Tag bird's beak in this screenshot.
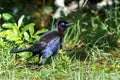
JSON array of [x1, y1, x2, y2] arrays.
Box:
[[65, 22, 73, 27]]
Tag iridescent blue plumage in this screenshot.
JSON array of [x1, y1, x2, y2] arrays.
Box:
[[42, 37, 60, 59]]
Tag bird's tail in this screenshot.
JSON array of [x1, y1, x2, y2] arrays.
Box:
[[10, 48, 29, 54]]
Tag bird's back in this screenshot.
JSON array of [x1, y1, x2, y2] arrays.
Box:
[[39, 29, 60, 43]]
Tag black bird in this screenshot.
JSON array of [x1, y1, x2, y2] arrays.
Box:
[[10, 20, 73, 66]]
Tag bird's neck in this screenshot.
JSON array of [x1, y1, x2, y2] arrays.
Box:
[[53, 28, 65, 38]]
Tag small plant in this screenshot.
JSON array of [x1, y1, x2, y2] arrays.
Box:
[[0, 13, 48, 44]]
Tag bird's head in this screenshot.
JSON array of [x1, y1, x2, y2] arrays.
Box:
[[55, 20, 73, 33]]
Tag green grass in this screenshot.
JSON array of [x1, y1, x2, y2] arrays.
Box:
[[0, 45, 120, 80], [0, 6, 120, 80]]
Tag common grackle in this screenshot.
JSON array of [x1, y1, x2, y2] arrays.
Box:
[[10, 20, 73, 66]]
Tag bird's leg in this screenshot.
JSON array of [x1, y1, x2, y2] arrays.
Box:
[[38, 55, 46, 66], [38, 48, 53, 66], [29, 55, 46, 69]]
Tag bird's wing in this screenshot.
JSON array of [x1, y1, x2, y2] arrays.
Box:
[[30, 29, 59, 52], [41, 37, 61, 59], [29, 41, 47, 52], [40, 29, 59, 43]]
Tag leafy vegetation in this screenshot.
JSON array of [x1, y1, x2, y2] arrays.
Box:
[[0, 13, 48, 44], [0, 1, 120, 80]]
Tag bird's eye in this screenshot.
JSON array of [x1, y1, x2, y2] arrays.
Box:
[[61, 22, 65, 25]]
